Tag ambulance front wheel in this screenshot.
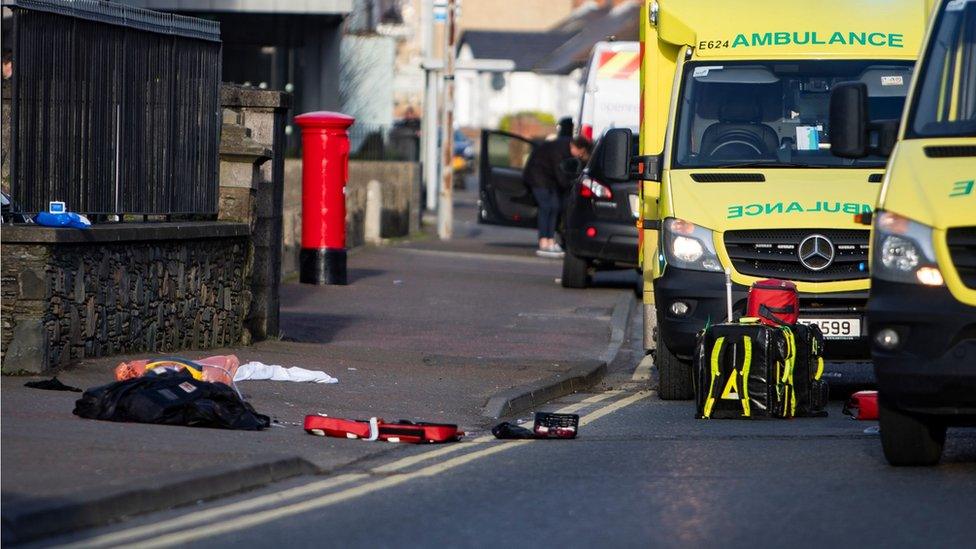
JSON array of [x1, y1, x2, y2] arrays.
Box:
[[656, 334, 693, 401], [879, 399, 946, 466]]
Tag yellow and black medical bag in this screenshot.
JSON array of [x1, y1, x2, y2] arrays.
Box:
[[693, 320, 796, 419]]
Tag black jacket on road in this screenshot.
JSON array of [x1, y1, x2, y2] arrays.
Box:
[[523, 137, 573, 191]]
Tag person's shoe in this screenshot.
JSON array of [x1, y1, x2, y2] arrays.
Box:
[[536, 247, 561, 258], [551, 243, 565, 254]]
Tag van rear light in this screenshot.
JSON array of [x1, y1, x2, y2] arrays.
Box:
[[579, 176, 613, 200]]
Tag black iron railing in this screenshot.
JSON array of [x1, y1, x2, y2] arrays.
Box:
[[3, 0, 221, 217], [347, 123, 421, 162]]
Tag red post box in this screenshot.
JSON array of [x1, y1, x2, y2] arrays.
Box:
[[294, 111, 355, 285]]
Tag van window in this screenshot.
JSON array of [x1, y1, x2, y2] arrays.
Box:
[[673, 61, 914, 168], [909, 0, 976, 138]]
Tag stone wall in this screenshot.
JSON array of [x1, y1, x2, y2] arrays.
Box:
[[282, 159, 421, 278], [1, 224, 250, 373]]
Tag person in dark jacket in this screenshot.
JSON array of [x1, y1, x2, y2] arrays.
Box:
[[523, 135, 592, 257]]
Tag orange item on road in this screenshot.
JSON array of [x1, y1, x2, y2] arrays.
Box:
[[114, 355, 241, 386]]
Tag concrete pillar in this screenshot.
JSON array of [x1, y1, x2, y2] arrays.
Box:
[[219, 85, 292, 342], [365, 179, 382, 244]]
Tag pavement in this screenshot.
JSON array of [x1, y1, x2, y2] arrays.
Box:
[[1, 185, 641, 544]]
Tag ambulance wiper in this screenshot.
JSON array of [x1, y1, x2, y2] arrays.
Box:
[[713, 160, 820, 169]]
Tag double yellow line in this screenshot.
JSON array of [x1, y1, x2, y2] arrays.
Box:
[[61, 390, 652, 548]]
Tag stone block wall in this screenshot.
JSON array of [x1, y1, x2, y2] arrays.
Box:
[[282, 159, 421, 278], [1, 224, 250, 373]]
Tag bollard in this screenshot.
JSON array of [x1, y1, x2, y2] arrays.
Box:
[[365, 179, 382, 244], [294, 111, 355, 285]]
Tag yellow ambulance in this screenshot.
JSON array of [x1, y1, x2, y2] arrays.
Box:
[[830, 0, 976, 465], [586, 0, 930, 399]]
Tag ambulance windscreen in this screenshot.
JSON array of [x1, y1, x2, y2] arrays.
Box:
[[674, 60, 914, 169]]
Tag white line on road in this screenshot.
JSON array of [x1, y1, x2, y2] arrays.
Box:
[[54, 474, 371, 549], [63, 390, 651, 549]]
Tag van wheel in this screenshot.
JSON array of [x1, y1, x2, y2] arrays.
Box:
[[879, 399, 946, 466], [561, 252, 589, 289], [656, 335, 694, 400]]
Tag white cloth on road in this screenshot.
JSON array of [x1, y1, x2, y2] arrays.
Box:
[[234, 361, 339, 384]]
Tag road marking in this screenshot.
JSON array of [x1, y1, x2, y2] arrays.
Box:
[[371, 390, 621, 474], [632, 352, 654, 381], [579, 390, 651, 427], [55, 474, 370, 549], [558, 389, 622, 413], [66, 390, 651, 548], [75, 390, 628, 549]]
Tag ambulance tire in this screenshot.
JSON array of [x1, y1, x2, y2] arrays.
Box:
[[561, 252, 590, 289], [656, 337, 693, 400], [879, 399, 946, 466]]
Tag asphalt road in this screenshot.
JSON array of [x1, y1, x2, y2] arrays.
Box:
[[40, 361, 976, 548], [25, 183, 976, 547]]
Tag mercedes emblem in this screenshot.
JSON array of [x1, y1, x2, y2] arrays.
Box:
[[797, 234, 835, 271]]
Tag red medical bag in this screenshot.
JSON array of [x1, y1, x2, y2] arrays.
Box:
[[747, 279, 800, 326]]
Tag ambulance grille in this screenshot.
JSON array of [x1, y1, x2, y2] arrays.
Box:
[[724, 229, 870, 282], [947, 226, 976, 290], [924, 146, 976, 158], [690, 173, 765, 183]]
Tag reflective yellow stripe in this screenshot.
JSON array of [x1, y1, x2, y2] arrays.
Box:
[[145, 360, 204, 380], [815, 356, 824, 381], [779, 328, 797, 417], [740, 336, 752, 417], [703, 337, 724, 418]]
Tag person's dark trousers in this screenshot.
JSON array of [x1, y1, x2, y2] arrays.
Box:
[[531, 186, 561, 239]]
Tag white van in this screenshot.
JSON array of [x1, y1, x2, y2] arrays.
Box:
[[577, 41, 640, 140]]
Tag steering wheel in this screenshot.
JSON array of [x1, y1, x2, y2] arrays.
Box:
[[705, 129, 769, 159]]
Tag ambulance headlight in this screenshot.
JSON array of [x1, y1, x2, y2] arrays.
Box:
[[673, 235, 703, 262], [874, 212, 942, 286], [663, 218, 723, 272]]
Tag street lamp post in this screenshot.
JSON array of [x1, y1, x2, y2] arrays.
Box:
[[437, 0, 457, 240]]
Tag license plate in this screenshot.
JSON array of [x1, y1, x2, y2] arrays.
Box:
[[798, 317, 861, 339], [628, 194, 639, 218]]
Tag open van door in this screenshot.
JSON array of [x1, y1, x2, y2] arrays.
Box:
[[478, 130, 538, 228]]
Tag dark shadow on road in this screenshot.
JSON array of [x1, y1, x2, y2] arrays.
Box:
[[485, 242, 537, 250], [589, 270, 641, 291], [346, 268, 386, 283], [279, 313, 358, 344]]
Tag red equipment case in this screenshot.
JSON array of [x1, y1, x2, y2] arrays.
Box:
[[747, 279, 800, 326], [304, 415, 464, 443]]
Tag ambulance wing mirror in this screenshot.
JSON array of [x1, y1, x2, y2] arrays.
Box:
[[589, 128, 633, 183], [829, 82, 899, 159]]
